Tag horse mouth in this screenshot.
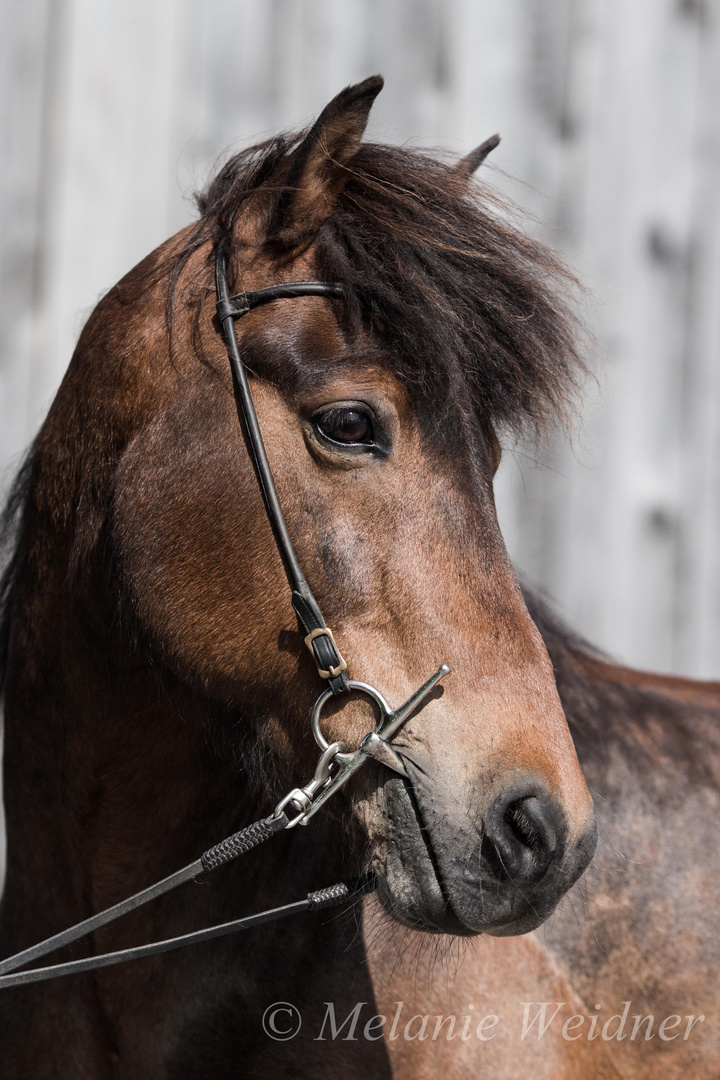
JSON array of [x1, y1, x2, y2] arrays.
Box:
[[371, 770, 476, 936], [369, 760, 595, 937]]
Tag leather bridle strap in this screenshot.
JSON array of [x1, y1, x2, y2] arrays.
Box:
[[0, 874, 375, 989], [215, 242, 350, 695], [0, 812, 289, 980]]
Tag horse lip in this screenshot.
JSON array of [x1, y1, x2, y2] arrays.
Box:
[[373, 762, 477, 936]]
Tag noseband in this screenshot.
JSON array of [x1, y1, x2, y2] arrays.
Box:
[[0, 241, 450, 989]]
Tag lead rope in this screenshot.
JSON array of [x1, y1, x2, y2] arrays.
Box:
[[0, 813, 288, 984], [0, 864, 375, 990], [0, 878, 374, 989]]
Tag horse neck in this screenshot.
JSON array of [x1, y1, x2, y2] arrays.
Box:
[[0, 566, 302, 939], [0, 568, 368, 1072]]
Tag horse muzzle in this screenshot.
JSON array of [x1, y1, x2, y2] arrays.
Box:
[[372, 763, 597, 936]]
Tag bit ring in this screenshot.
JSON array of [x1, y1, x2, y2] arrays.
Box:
[[310, 681, 393, 752]]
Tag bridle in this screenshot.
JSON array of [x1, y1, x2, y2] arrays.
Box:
[[0, 239, 449, 989], [214, 241, 350, 698]]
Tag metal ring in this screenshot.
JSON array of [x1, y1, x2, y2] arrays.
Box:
[[310, 681, 393, 752]]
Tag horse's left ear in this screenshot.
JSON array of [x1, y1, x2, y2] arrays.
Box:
[[270, 75, 384, 250], [455, 133, 501, 176]]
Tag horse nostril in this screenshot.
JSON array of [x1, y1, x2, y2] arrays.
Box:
[[484, 790, 561, 885], [506, 798, 547, 853]]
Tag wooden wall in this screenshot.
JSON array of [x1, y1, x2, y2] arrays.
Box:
[[2, 0, 719, 679]]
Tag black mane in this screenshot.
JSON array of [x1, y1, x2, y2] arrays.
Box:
[[178, 133, 587, 436], [0, 449, 34, 696]]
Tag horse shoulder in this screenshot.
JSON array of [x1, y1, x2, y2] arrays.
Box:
[[539, 644, 720, 1079]]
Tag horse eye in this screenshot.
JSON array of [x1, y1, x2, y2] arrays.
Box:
[[315, 407, 374, 446]]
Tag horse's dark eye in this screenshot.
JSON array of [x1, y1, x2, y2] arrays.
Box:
[[315, 407, 374, 446]]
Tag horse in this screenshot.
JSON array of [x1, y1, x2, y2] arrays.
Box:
[[0, 75, 716, 1079]]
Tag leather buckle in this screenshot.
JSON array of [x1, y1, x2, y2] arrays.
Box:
[[304, 627, 348, 680]]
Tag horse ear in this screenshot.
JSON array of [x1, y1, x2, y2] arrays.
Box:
[[270, 75, 384, 250], [455, 133, 501, 176]]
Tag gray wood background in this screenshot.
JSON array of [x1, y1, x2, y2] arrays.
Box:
[[2, 0, 719, 681]]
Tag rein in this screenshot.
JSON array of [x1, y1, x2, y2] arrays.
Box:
[[0, 242, 449, 990]]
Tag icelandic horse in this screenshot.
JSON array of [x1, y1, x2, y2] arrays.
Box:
[[0, 77, 717, 1079]]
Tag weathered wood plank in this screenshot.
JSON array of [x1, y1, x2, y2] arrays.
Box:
[[1, 0, 718, 687], [0, 0, 53, 482]]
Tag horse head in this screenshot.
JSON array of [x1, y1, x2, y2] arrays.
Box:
[[10, 77, 596, 944]]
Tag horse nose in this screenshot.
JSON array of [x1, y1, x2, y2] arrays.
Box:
[[483, 785, 563, 885]]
